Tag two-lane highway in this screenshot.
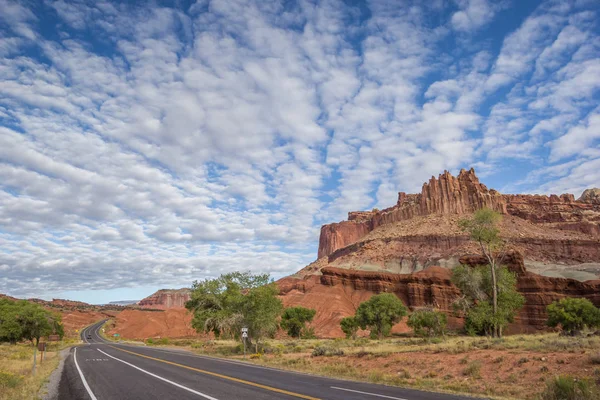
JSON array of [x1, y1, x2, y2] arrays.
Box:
[[58, 321, 484, 400]]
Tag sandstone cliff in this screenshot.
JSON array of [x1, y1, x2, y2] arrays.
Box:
[[138, 288, 191, 309], [312, 169, 600, 281], [279, 264, 600, 338]]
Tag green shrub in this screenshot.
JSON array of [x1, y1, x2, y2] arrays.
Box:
[[0, 371, 22, 388], [547, 298, 600, 335], [312, 346, 344, 357], [407, 309, 447, 339], [340, 316, 360, 339], [462, 361, 481, 378], [541, 375, 599, 400]]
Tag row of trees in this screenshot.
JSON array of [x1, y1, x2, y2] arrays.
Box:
[[0, 298, 64, 345], [339, 294, 448, 340], [186, 209, 599, 343], [185, 272, 318, 346]]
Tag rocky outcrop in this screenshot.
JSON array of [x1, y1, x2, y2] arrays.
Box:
[[278, 265, 600, 337], [138, 289, 191, 309], [317, 169, 600, 259], [578, 188, 600, 204]]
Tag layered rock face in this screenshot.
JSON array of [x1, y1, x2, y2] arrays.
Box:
[[316, 169, 600, 276], [318, 168, 507, 258], [138, 288, 191, 309], [279, 264, 600, 337]]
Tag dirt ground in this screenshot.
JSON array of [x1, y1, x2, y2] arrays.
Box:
[[156, 333, 600, 400]]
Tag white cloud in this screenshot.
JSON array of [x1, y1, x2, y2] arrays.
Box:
[[0, 0, 599, 298], [451, 0, 497, 32]]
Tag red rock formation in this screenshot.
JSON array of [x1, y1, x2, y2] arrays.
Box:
[[578, 188, 600, 204], [278, 265, 600, 337], [317, 169, 600, 258], [138, 289, 191, 309]]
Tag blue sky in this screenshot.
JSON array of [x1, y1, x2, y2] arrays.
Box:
[[0, 0, 599, 304]]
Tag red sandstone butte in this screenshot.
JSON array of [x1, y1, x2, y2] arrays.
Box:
[[311, 169, 600, 278], [138, 288, 191, 309]]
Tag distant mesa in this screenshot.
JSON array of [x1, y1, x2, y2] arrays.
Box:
[[108, 300, 140, 306], [138, 288, 191, 309]]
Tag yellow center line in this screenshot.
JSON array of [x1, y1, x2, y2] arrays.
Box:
[[108, 345, 320, 400]]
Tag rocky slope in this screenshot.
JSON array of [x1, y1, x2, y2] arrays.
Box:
[[138, 288, 191, 309], [311, 169, 600, 281], [279, 257, 600, 337], [279, 169, 600, 337]]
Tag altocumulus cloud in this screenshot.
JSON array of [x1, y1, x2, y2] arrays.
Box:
[[0, 0, 599, 298]]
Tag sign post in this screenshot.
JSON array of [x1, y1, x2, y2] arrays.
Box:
[[38, 342, 46, 364], [241, 327, 248, 359]]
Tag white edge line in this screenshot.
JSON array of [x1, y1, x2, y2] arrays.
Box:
[[96, 349, 219, 400], [331, 386, 408, 400], [73, 347, 98, 400]]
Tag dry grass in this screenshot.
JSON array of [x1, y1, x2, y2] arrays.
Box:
[[0, 340, 75, 400], [155, 333, 600, 400]]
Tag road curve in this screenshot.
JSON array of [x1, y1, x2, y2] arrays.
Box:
[[57, 320, 485, 400]]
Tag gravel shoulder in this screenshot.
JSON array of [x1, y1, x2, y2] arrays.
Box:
[[39, 346, 72, 400]]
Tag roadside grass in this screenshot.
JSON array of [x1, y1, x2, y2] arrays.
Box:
[[0, 340, 76, 400], [148, 332, 600, 400]]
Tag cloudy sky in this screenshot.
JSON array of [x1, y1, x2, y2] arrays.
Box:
[[1, 0, 599, 303]]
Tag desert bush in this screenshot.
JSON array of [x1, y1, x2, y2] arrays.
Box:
[[541, 375, 599, 400], [590, 353, 600, 365], [353, 338, 369, 347], [280, 307, 316, 339], [462, 361, 481, 378], [355, 293, 407, 339], [340, 316, 360, 340], [312, 346, 344, 357], [407, 309, 447, 339], [547, 298, 600, 335], [300, 326, 316, 339]]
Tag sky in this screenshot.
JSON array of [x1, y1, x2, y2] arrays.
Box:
[[0, 0, 599, 304]]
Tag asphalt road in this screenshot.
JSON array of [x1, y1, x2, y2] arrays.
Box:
[[57, 320, 485, 400]]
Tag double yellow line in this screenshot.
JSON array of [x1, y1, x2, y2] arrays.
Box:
[[109, 346, 319, 400]]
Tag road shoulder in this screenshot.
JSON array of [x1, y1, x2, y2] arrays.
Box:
[[39, 346, 73, 400]]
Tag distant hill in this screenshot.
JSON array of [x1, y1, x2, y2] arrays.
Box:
[[138, 288, 191, 309], [108, 300, 139, 306]]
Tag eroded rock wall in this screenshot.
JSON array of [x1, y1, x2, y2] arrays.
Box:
[[138, 289, 191, 309], [278, 265, 600, 337], [317, 169, 600, 258]]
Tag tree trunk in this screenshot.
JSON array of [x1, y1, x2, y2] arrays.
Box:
[[490, 261, 498, 338]]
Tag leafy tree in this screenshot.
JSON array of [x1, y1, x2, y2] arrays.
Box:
[[280, 307, 316, 338], [340, 316, 359, 339], [0, 299, 23, 344], [0, 299, 63, 345], [186, 272, 283, 346], [459, 208, 507, 338], [452, 264, 525, 337], [355, 293, 407, 339], [547, 298, 600, 335], [407, 309, 447, 339]]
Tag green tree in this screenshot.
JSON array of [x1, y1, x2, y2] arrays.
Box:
[[452, 264, 525, 337], [186, 272, 283, 347], [459, 208, 506, 338], [355, 293, 407, 339], [280, 307, 316, 338], [0, 299, 23, 344], [547, 298, 600, 335], [340, 316, 359, 339], [0, 299, 63, 346], [407, 309, 447, 340]]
